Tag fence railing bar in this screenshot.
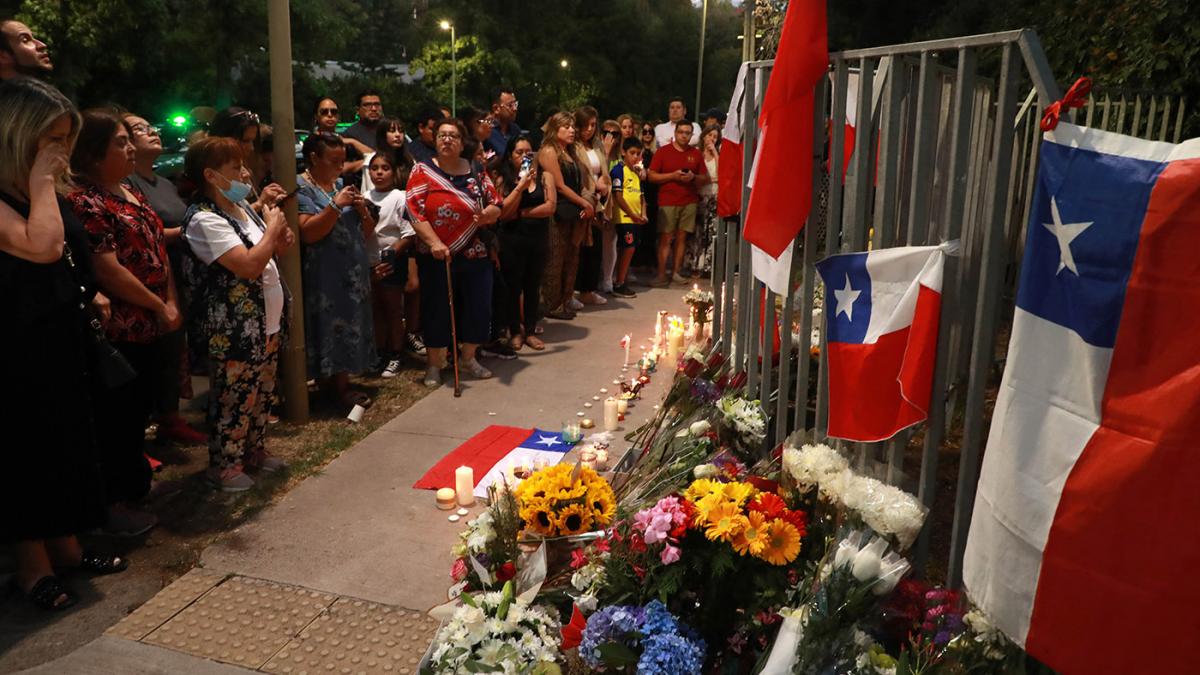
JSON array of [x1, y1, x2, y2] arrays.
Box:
[[1145, 96, 1157, 140], [947, 41, 1021, 588], [1173, 97, 1186, 144], [776, 245, 796, 444], [793, 75, 827, 436], [1159, 97, 1172, 142], [874, 55, 906, 249], [846, 57, 876, 252], [1084, 94, 1095, 128], [712, 217, 726, 339], [831, 29, 1025, 60], [1100, 94, 1111, 131], [815, 60, 850, 438], [735, 66, 760, 378], [721, 219, 738, 352], [759, 287, 776, 415], [1016, 30, 1063, 105]]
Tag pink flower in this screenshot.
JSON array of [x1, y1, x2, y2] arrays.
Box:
[[450, 558, 468, 582], [660, 544, 682, 565], [570, 549, 589, 570]]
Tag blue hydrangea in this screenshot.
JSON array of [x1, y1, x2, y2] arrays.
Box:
[[640, 601, 679, 636], [579, 604, 646, 667], [638, 633, 706, 675]]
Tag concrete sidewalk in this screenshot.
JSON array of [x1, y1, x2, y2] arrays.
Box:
[[19, 284, 696, 674]]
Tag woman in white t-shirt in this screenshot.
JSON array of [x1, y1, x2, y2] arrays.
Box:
[[180, 137, 293, 493], [685, 123, 722, 277], [364, 149, 416, 378]]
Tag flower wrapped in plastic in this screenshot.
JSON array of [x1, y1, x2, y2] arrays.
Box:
[[427, 580, 561, 674], [515, 464, 617, 538], [716, 394, 767, 450]]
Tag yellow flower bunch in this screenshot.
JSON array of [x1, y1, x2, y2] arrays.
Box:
[[684, 478, 802, 566], [515, 464, 616, 538]]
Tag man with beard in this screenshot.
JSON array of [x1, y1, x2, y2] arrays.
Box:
[[0, 20, 53, 82]]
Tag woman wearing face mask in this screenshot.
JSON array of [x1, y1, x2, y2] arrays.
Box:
[[296, 132, 377, 409], [1, 77, 125, 612], [69, 109, 180, 537], [180, 137, 293, 492], [537, 112, 593, 320]]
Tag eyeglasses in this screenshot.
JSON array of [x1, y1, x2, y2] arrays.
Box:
[[360, 101, 382, 108], [437, 133, 462, 141], [231, 109, 260, 123], [641, 129, 653, 135], [129, 124, 160, 137], [318, 108, 338, 115]]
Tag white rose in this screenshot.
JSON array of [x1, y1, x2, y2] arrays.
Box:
[[851, 537, 888, 582], [693, 463, 719, 479], [689, 420, 711, 435]]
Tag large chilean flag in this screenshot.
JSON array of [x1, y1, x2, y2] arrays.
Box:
[[964, 123, 1200, 674], [816, 244, 947, 442]]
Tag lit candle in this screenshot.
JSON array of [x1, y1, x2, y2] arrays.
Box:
[[436, 488, 456, 510], [455, 467, 475, 506], [603, 397, 620, 431], [594, 449, 609, 471], [616, 398, 628, 415], [623, 334, 631, 366], [667, 328, 684, 362]]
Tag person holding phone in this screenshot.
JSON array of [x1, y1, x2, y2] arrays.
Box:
[[181, 137, 293, 492], [494, 135, 555, 351], [364, 149, 415, 378], [295, 132, 377, 410], [647, 118, 708, 286]]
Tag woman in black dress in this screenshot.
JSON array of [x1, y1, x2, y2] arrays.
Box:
[[0, 77, 126, 611]]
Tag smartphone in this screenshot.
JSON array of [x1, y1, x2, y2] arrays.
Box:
[[519, 154, 534, 179]]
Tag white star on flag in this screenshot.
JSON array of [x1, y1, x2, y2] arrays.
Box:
[[1043, 196, 1093, 276], [834, 274, 861, 321], [534, 435, 562, 448]]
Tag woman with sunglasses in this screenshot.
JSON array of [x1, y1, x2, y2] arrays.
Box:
[[636, 122, 660, 268], [311, 97, 372, 178], [598, 119, 623, 294]]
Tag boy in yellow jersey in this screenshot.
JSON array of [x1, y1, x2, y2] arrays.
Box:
[[610, 137, 648, 298]]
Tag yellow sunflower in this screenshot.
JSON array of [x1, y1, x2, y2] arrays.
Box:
[[554, 503, 594, 536], [722, 481, 756, 507], [555, 481, 588, 502], [704, 502, 749, 542], [520, 497, 557, 536], [758, 518, 801, 565], [685, 478, 721, 502], [589, 490, 617, 526], [731, 511, 768, 556]]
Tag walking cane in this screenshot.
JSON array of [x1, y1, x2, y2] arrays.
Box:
[[445, 257, 462, 397]]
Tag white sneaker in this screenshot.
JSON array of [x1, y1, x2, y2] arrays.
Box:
[[463, 358, 493, 379], [580, 292, 608, 305], [423, 366, 441, 388], [672, 273, 690, 284], [566, 297, 584, 311]]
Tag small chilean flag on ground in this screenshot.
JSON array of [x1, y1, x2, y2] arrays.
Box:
[[965, 123, 1200, 674], [816, 244, 949, 442], [413, 426, 573, 499]]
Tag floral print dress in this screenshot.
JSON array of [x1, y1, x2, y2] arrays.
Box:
[[296, 175, 376, 378]]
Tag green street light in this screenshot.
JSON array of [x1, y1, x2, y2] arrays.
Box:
[[170, 114, 188, 128], [440, 20, 457, 116]]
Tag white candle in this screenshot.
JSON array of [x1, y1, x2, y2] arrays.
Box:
[[436, 488, 456, 510], [455, 466, 475, 506], [616, 398, 628, 415], [603, 398, 619, 431], [667, 329, 684, 362], [594, 449, 609, 471], [623, 334, 631, 365]]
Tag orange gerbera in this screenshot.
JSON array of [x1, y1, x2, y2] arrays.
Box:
[[758, 518, 801, 565], [731, 511, 768, 556]]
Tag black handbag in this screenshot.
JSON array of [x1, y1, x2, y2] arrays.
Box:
[[62, 242, 137, 389]]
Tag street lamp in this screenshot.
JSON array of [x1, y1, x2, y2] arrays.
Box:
[[439, 20, 456, 115], [560, 58, 569, 69], [695, 0, 709, 117]]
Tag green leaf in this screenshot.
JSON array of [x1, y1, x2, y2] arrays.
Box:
[[597, 641, 641, 668]]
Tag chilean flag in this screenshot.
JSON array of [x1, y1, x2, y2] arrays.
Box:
[[413, 426, 573, 499], [816, 244, 948, 442], [743, 0, 826, 294], [964, 123, 1200, 674], [717, 62, 749, 219]]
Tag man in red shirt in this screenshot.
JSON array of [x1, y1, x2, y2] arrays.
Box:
[[647, 119, 709, 286]]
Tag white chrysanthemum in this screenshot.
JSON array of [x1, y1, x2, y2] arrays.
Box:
[[841, 474, 927, 549], [783, 443, 850, 489]]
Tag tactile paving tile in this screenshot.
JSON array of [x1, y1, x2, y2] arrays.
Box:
[[106, 568, 229, 640], [261, 597, 440, 675], [144, 575, 336, 670]]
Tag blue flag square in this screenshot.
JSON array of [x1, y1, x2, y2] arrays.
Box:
[[816, 252, 871, 344]]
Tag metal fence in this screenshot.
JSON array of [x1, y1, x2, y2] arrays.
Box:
[[709, 29, 1069, 587]]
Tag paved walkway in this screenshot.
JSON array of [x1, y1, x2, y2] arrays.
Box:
[[19, 284, 695, 674]]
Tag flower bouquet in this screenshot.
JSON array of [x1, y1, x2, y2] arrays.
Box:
[[577, 600, 706, 674], [426, 580, 561, 675], [683, 287, 715, 338], [449, 485, 523, 597], [515, 464, 617, 539]]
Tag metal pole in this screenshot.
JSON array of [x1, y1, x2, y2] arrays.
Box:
[[450, 26, 457, 116], [695, 0, 709, 117], [741, 0, 755, 62], [267, 0, 308, 423]]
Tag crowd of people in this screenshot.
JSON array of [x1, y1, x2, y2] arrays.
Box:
[[0, 18, 731, 612]]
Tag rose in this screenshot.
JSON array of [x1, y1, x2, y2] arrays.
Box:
[[851, 537, 890, 582], [689, 420, 711, 435]]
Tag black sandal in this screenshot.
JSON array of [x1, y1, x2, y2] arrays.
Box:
[[25, 576, 79, 611], [76, 550, 129, 576]]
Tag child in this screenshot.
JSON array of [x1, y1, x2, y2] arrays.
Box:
[[609, 137, 648, 298], [365, 149, 416, 377]]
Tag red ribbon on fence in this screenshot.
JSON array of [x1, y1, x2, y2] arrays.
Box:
[[1040, 77, 1093, 132]]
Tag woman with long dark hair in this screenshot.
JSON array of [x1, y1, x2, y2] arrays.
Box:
[[209, 107, 286, 211], [537, 111, 593, 320], [572, 106, 610, 306], [493, 135, 555, 351]]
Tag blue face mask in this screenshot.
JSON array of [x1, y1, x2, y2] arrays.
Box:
[[216, 172, 252, 203]]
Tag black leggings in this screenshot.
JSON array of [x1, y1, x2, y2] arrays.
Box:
[[500, 226, 548, 334], [575, 224, 602, 294]]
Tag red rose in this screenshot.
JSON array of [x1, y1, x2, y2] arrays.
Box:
[[496, 562, 517, 582]]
